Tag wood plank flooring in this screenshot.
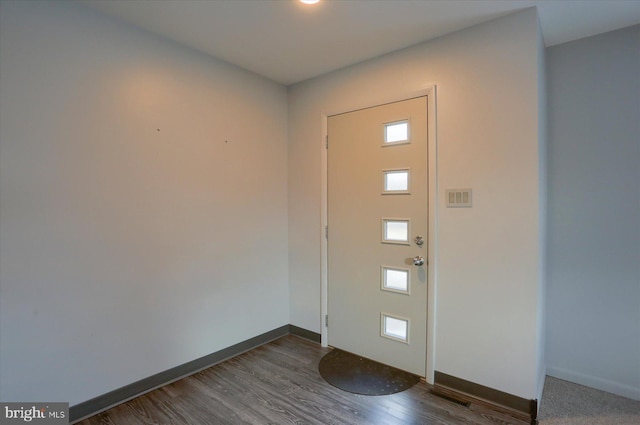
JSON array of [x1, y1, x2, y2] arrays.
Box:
[[76, 335, 528, 425]]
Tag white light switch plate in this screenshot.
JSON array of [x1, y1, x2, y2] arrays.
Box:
[[446, 189, 472, 207]]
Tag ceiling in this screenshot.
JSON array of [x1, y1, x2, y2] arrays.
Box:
[[84, 0, 640, 85]]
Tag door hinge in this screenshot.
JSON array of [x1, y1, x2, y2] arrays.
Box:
[[325, 135, 328, 149], [325, 314, 329, 327], [325, 225, 328, 239]]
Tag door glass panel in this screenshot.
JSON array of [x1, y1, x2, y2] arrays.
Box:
[[382, 219, 409, 244], [381, 313, 409, 343], [384, 120, 409, 144], [382, 267, 409, 293], [383, 169, 409, 193]]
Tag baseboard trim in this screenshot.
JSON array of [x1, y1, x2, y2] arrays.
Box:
[[433, 371, 538, 424], [547, 366, 640, 401], [70, 324, 316, 423], [289, 324, 322, 343]]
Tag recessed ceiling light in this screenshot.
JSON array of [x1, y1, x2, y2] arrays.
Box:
[[300, 0, 320, 4]]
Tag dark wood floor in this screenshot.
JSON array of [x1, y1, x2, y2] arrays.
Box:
[[76, 335, 528, 424]]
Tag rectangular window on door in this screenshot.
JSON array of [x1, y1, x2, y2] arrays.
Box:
[[383, 120, 409, 145], [382, 219, 410, 244], [381, 266, 410, 294], [382, 169, 410, 194], [381, 313, 409, 343]]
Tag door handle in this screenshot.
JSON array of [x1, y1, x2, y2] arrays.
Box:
[[413, 256, 425, 266]]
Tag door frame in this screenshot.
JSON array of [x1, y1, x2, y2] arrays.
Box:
[[320, 86, 439, 384]]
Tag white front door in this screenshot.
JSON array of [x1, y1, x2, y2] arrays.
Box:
[[327, 96, 428, 376]]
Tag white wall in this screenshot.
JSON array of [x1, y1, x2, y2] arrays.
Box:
[[288, 8, 545, 400], [536, 14, 548, 404], [0, 1, 289, 405], [546, 25, 640, 400]]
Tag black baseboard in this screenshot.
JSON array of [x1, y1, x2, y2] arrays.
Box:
[[70, 324, 320, 423], [433, 371, 538, 424], [289, 324, 322, 343]]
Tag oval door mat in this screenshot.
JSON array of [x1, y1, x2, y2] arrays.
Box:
[[318, 349, 420, 395]]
